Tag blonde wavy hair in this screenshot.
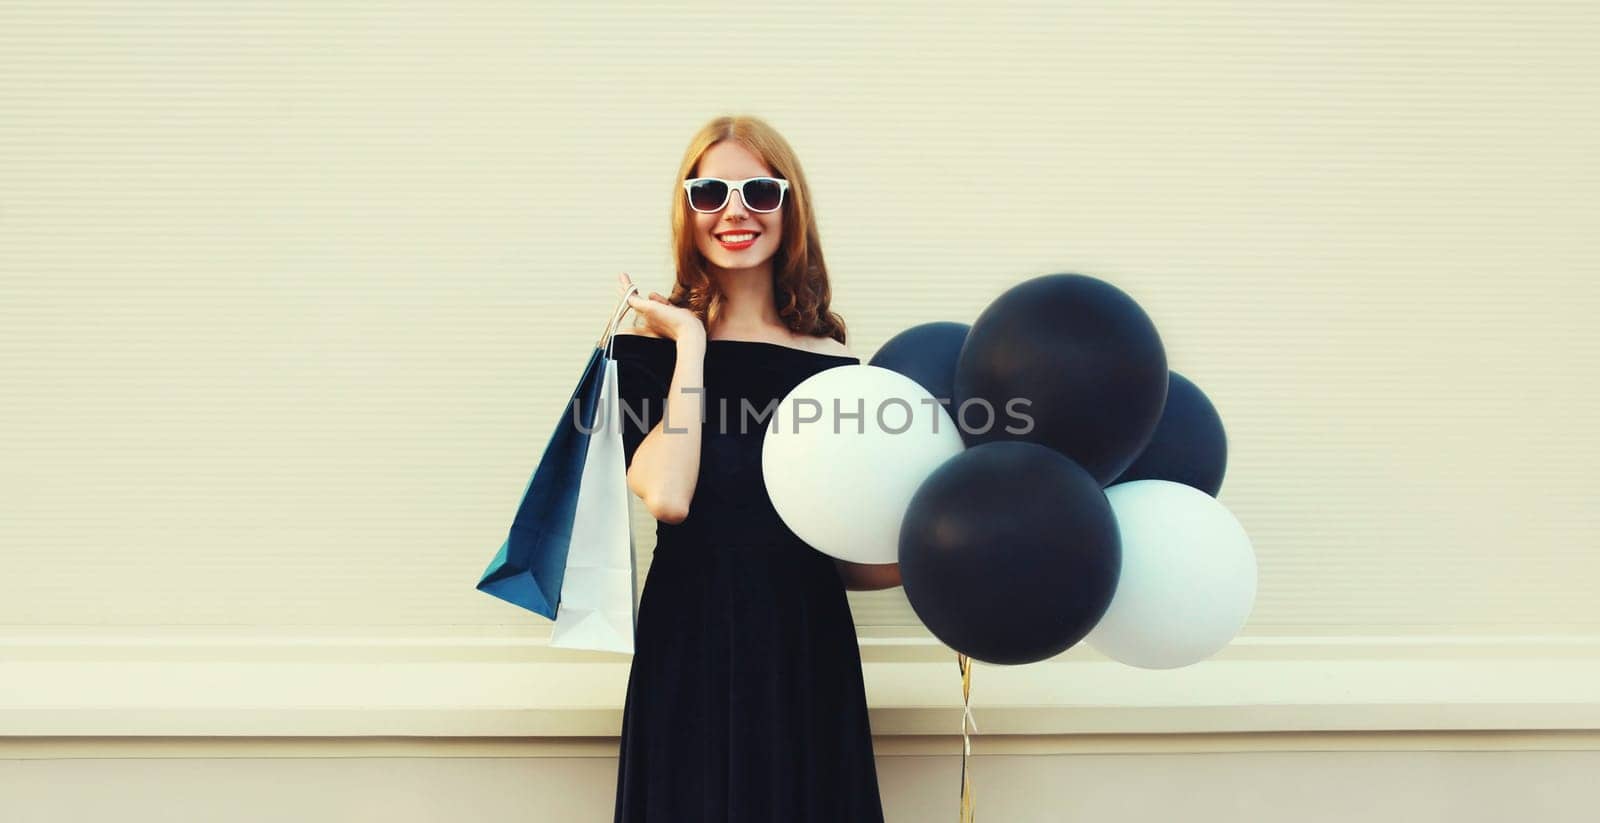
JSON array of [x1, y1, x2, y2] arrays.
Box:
[[650, 115, 847, 344]]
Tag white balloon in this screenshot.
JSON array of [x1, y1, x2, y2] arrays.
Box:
[[761, 365, 964, 564], [1087, 480, 1257, 669]]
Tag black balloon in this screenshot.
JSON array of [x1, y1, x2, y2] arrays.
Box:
[[898, 441, 1121, 665], [868, 321, 971, 405], [953, 273, 1167, 486], [1111, 370, 1229, 496]]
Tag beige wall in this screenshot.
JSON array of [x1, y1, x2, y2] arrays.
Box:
[[2, 0, 1598, 819]]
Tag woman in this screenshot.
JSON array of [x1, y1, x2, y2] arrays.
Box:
[[609, 115, 898, 822]]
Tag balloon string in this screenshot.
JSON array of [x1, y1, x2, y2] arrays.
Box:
[[958, 652, 976, 823]]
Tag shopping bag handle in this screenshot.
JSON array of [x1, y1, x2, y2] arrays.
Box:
[[600, 283, 643, 359]]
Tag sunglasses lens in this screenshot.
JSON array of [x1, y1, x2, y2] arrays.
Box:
[[743, 178, 783, 211], [687, 179, 728, 212]]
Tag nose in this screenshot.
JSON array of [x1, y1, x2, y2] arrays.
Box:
[[721, 187, 749, 218]]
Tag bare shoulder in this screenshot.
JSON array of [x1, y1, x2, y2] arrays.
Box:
[[807, 336, 855, 358]]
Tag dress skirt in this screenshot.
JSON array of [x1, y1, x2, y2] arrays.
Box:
[[612, 532, 885, 822]]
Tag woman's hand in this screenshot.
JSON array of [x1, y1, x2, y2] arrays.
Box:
[[834, 558, 903, 591], [618, 272, 705, 344]]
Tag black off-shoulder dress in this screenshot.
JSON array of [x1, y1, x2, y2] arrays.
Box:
[[609, 333, 885, 823]]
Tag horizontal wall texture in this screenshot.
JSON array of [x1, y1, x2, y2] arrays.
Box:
[[2, 1, 1597, 650]]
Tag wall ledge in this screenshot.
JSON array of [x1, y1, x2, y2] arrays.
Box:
[[3, 631, 1598, 738]]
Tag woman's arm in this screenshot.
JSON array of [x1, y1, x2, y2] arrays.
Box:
[[834, 558, 903, 591], [617, 272, 709, 524], [626, 333, 706, 524]]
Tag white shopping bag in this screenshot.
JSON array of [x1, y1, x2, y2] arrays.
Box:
[[549, 355, 639, 654]]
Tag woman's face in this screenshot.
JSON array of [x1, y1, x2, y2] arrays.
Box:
[[690, 141, 784, 276]]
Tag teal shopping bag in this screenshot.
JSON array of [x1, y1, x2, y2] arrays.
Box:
[[476, 286, 638, 619]]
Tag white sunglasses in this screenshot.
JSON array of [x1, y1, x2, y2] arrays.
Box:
[[682, 176, 790, 213]]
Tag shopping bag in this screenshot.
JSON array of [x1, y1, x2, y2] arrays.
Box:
[[548, 352, 639, 654], [476, 285, 639, 621]]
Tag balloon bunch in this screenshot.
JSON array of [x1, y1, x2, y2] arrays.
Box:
[[762, 272, 1257, 670]]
